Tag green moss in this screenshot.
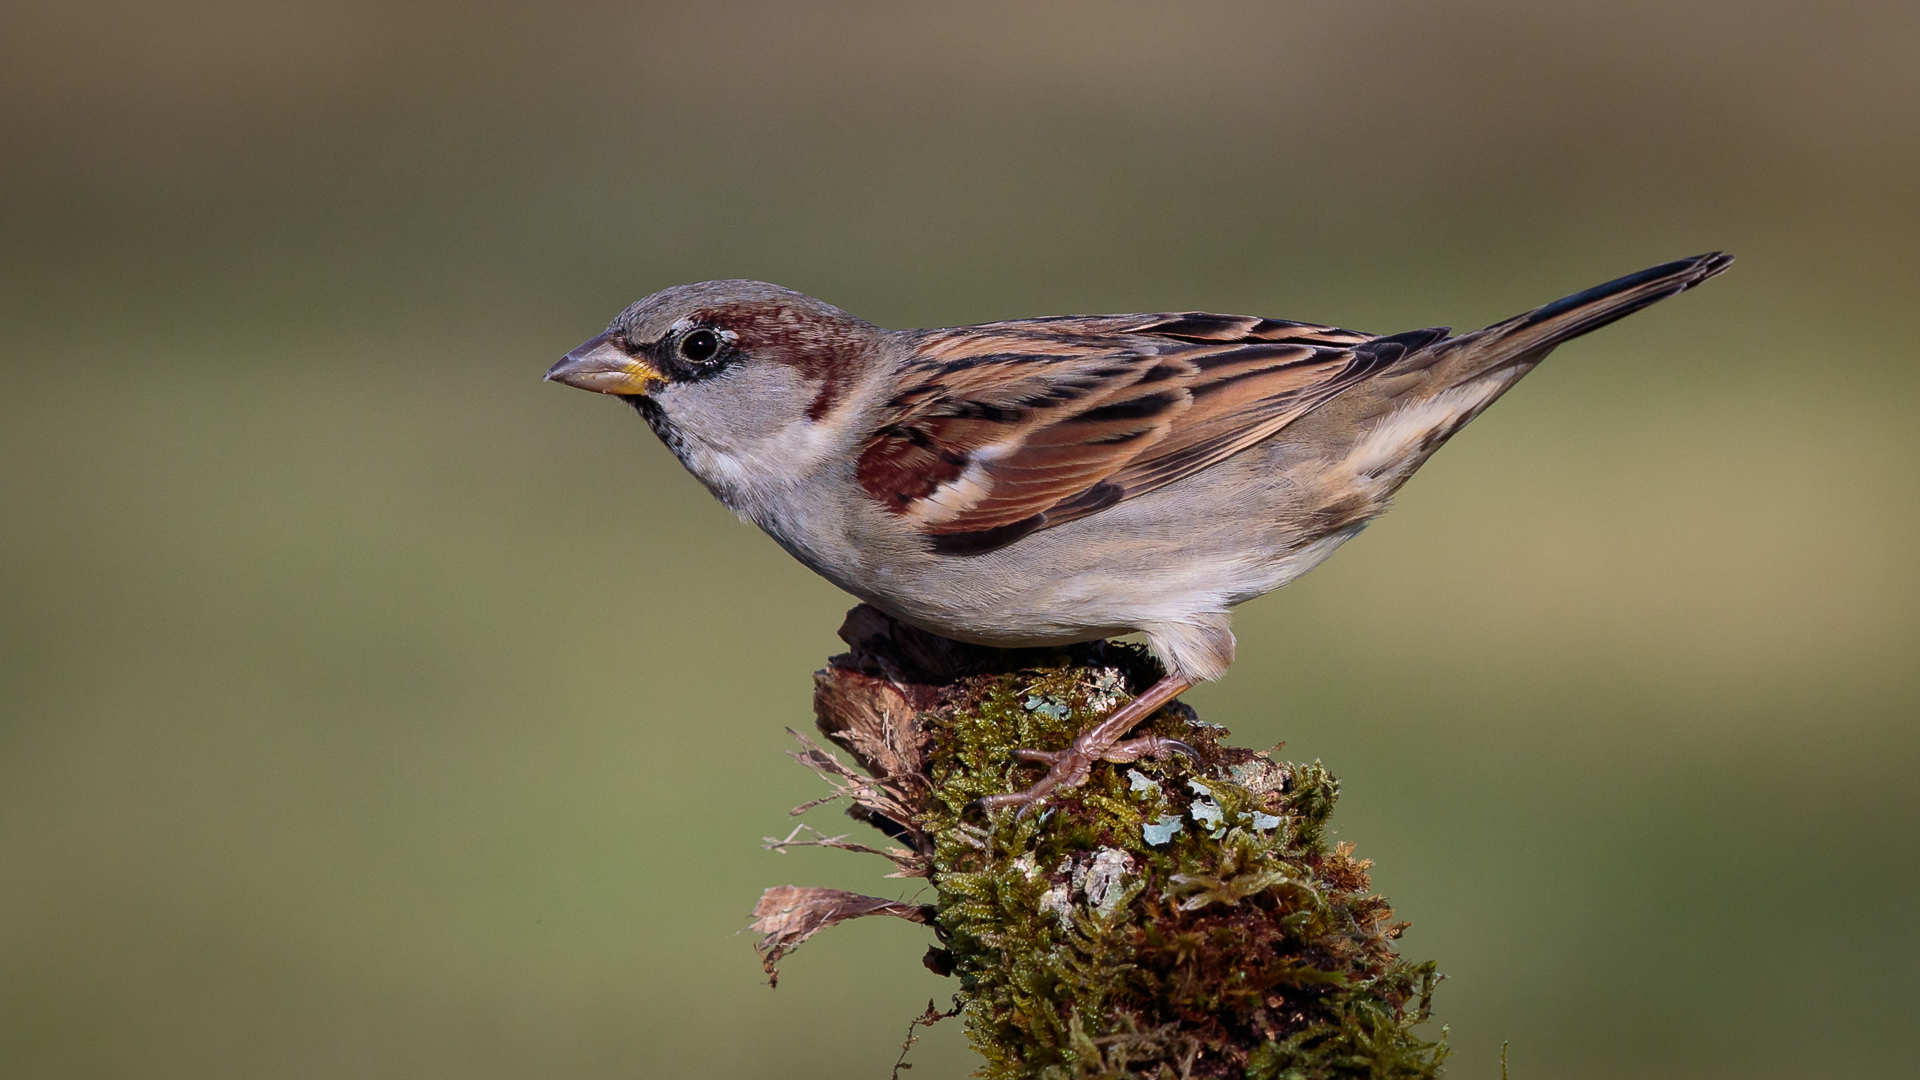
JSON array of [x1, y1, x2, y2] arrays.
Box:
[[777, 609, 1447, 1079], [914, 646, 1447, 1080]]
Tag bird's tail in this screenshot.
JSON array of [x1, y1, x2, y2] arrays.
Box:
[[1429, 252, 1734, 381], [1308, 252, 1733, 498]]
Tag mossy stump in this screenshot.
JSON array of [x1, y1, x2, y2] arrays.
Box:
[[752, 605, 1446, 1080]]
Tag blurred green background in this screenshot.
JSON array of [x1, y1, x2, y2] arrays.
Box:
[[3, 1, 1916, 1077]]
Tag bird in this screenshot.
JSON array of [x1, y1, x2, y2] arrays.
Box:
[[546, 253, 1732, 810]]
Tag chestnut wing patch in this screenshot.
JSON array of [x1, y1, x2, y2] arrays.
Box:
[[858, 317, 1445, 555], [855, 331, 1191, 533]]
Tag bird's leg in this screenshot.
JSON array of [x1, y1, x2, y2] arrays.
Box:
[[975, 673, 1198, 814]]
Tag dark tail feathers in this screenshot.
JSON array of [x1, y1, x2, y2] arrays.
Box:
[[1445, 252, 1733, 373]]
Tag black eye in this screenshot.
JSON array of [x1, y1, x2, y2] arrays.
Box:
[[678, 328, 721, 364]]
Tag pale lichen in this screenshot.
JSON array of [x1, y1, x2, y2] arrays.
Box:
[[760, 605, 1447, 1079]]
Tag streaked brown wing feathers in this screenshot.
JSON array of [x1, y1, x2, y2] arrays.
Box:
[[1121, 312, 1375, 347], [856, 315, 1433, 549], [950, 375, 1193, 529], [857, 330, 1189, 531]]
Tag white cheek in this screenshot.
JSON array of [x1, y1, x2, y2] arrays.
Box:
[[757, 414, 845, 476]]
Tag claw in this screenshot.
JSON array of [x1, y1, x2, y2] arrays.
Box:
[[971, 767, 1069, 816], [973, 673, 1199, 817], [1101, 734, 1199, 764]]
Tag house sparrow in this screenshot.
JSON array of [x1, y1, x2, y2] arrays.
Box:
[[547, 253, 1731, 810]]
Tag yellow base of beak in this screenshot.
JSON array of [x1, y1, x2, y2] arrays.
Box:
[[545, 333, 667, 395]]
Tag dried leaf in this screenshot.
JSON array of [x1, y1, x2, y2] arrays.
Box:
[[784, 728, 932, 870], [750, 885, 933, 986]]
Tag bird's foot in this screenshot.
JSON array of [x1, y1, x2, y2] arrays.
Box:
[[971, 674, 1197, 817]]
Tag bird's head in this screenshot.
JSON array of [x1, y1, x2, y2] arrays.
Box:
[[546, 280, 882, 497]]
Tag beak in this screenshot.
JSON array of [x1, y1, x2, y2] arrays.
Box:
[[545, 332, 668, 395]]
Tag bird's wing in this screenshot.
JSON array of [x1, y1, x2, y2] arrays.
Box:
[[855, 314, 1447, 554]]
